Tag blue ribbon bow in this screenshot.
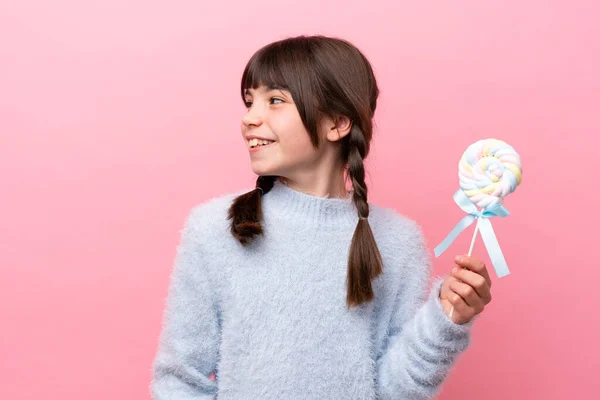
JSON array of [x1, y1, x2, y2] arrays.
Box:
[[434, 189, 511, 278]]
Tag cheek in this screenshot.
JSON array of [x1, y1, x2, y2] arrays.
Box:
[[281, 130, 315, 159], [286, 132, 313, 152], [274, 113, 310, 145]]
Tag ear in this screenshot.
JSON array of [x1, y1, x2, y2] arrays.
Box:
[[324, 114, 352, 142]]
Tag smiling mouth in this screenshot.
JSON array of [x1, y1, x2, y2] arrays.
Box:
[[248, 141, 276, 151]]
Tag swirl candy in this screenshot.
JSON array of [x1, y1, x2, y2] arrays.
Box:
[[458, 139, 522, 210], [434, 138, 523, 280]]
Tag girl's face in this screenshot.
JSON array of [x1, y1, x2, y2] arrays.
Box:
[[241, 85, 335, 179]]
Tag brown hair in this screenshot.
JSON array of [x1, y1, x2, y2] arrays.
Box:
[[227, 35, 383, 309]]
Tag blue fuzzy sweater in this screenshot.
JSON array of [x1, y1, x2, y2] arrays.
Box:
[[150, 179, 474, 399]]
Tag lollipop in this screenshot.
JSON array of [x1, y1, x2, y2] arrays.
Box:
[[459, 139, 522, 210], [434, 138, 522, 279]]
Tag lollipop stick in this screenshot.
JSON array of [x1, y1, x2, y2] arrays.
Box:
[[449, 218, 480, 320], [467, 218, 480, 257]]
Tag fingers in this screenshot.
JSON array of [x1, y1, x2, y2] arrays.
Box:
[[451, 266, 492, 304], [445, 286, 471, 322], [454, 255, 492, 289], [449, 280, 486, 315]]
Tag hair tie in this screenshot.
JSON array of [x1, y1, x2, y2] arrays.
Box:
[[255, 187, 264, 195]]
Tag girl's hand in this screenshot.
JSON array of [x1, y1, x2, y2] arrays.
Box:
[[439, 255, 493, 325]]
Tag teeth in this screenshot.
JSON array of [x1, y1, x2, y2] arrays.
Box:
[[248, 138, 273, 148]]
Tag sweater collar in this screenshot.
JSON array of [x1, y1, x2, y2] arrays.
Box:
[[261, 178, 360, 228]]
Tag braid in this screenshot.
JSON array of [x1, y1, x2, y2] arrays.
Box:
[[347, 125, 369, 219], [227, 175, 277, 246], [346, 125, 383, 308]]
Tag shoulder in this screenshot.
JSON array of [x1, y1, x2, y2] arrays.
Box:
[[368, 203, 427, 246], [181, 186, 253, 241], [368, 203, 431, 277]]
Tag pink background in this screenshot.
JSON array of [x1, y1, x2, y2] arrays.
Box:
[[1, 1, 597, 398]]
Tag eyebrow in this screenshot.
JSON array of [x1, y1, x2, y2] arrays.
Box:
[[244, 85, 287, 96]]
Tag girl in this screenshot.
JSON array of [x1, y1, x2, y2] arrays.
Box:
[[150, 35, 492, 400]]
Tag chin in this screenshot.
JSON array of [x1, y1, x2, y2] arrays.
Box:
[[250, 163, 279, 177]]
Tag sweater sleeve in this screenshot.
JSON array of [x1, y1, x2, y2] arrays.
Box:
[[375, 222, 474, 400], [150, 206, 220, 400]]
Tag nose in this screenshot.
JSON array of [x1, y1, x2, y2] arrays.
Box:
[[242, 106, 263, 128]]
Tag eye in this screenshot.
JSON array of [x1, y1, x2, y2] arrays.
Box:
[[244, 100, 252, 108], [270, 97, 284, 105]]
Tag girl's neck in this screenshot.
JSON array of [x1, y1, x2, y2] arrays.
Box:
[[278, 176, 351, 199]]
